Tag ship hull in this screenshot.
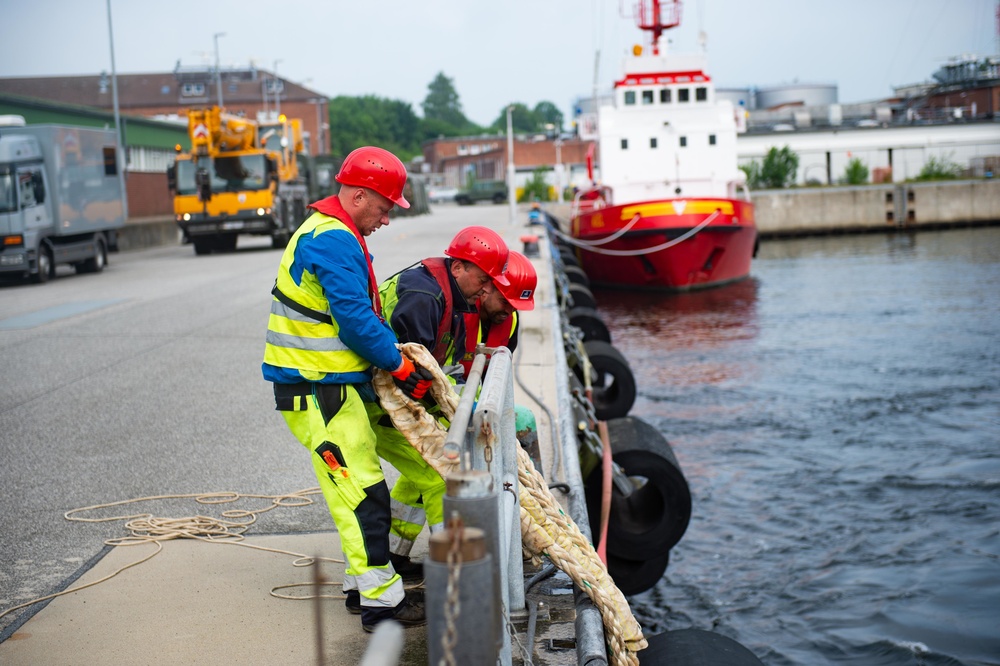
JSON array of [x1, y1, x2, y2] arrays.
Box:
[[571, 197, 757, 291]]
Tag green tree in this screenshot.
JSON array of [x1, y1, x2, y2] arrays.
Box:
[[490, 103, 537, 133], [915, 155, 962, 181], [842, 157, 869, 185], [742, 146, 799, 189], [739, 161, 762, 189], [533, 101, 564, 133], [519, 167, 552, 202], [328, 95, 420, 159], [422, 72, 468, 129]]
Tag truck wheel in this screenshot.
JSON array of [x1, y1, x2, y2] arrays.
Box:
[[214, 235, 237, 253], [271, 230, 290, 249], [31, 245, 54, 284], [492, 194, 506, 204], [193, 238, 214, 255], [77, 237, 107, 273]]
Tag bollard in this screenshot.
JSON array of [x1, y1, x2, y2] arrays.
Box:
[[443, 471, 504, 653], [520, 234, 540, 258], [425, 526, 497, 666]]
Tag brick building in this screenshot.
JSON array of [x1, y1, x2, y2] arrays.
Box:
[[0, 65, 329, 155], [422, 134, 596, 197]]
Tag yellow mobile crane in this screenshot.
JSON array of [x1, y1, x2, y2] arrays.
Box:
[[168, 106, 308, 255]]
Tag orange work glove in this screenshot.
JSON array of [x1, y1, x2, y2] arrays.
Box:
[[390, 356, 434, 400]]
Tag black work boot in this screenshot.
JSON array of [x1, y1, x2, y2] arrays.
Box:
[[390, 552, 424, 582], [345, 589, 361, 615], [362, 589, 426, 633]]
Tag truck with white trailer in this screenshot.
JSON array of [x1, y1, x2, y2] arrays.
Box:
[[0, 119, 125, 283]]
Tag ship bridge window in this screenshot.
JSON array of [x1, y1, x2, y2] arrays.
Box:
[[650, 137, 658, 149], [642, 90, 654, 104], [624, 90, 636, 105], [660, 89, 671, 103], [678, 88, 690, 103], [621, 138, 629, 150], [679, 136, 687, 147], [696, 87, 708, 102], [709, 134, 717, 145]]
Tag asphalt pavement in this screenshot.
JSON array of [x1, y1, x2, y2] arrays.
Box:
[[0, 201, 566, 665]]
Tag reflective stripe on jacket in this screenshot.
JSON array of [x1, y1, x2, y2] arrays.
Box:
[[263, 211, 400, 380]]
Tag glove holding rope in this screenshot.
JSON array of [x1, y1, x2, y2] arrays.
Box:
[[390, 356, 434, 400]]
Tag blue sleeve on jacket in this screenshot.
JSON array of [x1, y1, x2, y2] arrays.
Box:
[[299, 226, 402, 371]]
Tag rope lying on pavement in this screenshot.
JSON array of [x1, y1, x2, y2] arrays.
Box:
[[0, 488, 344, 622], [374, 342, 647, 666]]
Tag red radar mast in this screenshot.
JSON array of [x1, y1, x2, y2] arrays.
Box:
[[629, 0, 682, 55]]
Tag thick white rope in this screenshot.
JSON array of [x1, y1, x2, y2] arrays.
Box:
[[551, 209, 721, 256]]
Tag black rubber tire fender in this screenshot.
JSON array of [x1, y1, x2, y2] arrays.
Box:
[[558, 245, 580, 267], [562, 264, 590, 287], [639, 628, 765, 665], [566, 306, 611, 343], [572, 340, 636, 420], [605, 550, 670, 597], [567, 283, 597, 310], [585, 416, 692, 555]]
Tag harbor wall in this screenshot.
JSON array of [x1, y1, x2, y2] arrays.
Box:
[[754, 179, 1000, 237]]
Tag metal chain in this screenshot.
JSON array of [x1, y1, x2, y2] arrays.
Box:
[[501, 601, 534, 666], [440, 526, 463, 666]]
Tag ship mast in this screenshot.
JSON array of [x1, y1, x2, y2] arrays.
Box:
[[634, 0, 682, 55]]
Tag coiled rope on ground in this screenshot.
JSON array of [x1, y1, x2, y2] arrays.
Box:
[[374, 342, 647, 665], [0, 488, 349, 623]]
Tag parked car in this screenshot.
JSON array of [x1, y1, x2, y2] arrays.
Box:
[[427, 186, 459, 203], [455, 180, 508, 205]]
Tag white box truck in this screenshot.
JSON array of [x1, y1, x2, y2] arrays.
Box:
[[0, 119, 125, 283]]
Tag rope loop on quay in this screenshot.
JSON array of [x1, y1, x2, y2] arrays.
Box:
[[0, 487, 344, 624]]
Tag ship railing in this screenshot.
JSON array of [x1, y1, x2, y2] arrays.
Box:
[[570, 184, 613, 218], [428, 345, 526, 666]]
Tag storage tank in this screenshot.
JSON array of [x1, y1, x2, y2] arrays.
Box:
[[756, 83, 837, 110]]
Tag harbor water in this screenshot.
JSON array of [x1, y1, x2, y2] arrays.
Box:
[[591, 227, 1000, 666]]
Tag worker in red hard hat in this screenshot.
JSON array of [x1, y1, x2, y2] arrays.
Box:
[[369, 225, 511, 577], [263, 145, 429, 633], [457, 250, 536, 378]]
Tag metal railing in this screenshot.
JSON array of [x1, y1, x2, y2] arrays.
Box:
[[428, 346, 525, 666]]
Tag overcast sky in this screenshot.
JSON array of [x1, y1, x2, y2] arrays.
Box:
[[1, 0, 994, 126]]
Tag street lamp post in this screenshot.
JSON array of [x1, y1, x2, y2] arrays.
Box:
[[213, 32, 225, 107], [105, 0, 128, 220], [273, 59, 283, 117], [506, 104, 516, 225], [554, 137, 563, 202]]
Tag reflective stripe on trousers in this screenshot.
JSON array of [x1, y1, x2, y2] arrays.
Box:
[[280, 385, 404, 609], [365, 400, 447, 553]]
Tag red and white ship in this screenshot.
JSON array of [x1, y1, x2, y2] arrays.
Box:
[[570, 0, 757, 291]]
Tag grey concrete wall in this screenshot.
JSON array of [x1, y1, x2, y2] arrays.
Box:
[[754, 179, 1000, 236], [116, 216, 181, 252]]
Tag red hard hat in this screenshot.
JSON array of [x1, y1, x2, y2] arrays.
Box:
[[496, 251, 536, 310], [445, 226, 510, 287], [335, 146, 410, 209]]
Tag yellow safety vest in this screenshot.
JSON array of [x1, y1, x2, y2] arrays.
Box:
[[263, 213, 372, 375]]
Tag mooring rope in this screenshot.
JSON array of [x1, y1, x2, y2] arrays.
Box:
[[375, 342, 647, 665], [550, 209, 721, 256]]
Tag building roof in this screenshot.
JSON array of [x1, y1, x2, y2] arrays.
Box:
[[0, 93, 189, 150], [0, 67, 325, 112]]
